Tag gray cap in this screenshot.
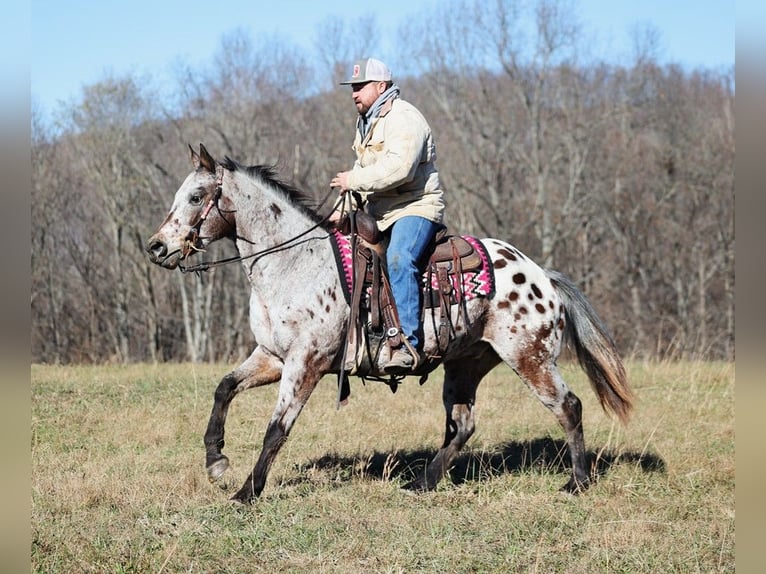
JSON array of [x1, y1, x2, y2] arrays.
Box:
[[339, 58, 392, 85]]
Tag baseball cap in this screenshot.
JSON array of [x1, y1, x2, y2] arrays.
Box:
[[339, 58, 392, 85]]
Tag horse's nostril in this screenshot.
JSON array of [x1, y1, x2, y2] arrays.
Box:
[[146, 239, 167, 258]]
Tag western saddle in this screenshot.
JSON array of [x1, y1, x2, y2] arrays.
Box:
[[337, 209, 483, 390]]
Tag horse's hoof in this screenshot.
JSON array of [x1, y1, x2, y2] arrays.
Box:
[[207, 456, 230, 483], [230, 488, 256, 505], [560, 476, 590, 495], [401, 478, 432, 493]]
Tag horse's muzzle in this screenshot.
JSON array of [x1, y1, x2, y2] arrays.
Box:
[[145, 237, 167, 261], [145, 235, 181, 268]]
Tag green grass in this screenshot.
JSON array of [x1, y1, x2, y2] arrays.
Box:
[[32, 361, 734, 573]]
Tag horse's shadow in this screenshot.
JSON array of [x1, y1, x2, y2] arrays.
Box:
[[286, 437, 665, 489]]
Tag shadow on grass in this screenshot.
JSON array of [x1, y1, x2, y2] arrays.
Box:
[[288, 437, 665, 488]]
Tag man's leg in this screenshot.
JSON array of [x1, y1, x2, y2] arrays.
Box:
[[384, 216, 440, 372]]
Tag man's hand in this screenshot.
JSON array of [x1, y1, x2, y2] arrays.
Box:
[[330, 171, 351, 192]]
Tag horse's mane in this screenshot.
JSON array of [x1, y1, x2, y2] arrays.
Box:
[[221, 156, 326, 225]]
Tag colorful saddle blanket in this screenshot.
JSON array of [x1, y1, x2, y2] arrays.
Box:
[[329, 231, 496, 305]]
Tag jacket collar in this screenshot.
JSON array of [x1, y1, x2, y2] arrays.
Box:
[[379, 97, 395, 117], [359, 98, 396, 145]]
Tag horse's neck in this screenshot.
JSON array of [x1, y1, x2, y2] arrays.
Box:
[[228, 174, 334, 283], [230, 177, 310, 242]]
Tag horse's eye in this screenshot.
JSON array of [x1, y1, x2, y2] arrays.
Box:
[[190, 194, 203, 206]]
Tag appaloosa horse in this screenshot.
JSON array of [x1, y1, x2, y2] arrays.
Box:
[[146, 144, 634, 503]]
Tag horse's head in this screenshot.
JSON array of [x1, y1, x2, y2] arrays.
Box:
[[145, 144, 234, 269]]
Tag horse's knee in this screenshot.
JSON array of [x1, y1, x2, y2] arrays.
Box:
[[213, 373, 239, 404]]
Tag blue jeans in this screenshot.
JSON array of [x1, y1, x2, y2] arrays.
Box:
[[386, 216, 442, 351]]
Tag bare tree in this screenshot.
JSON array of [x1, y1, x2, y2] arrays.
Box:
[[400, 0, 602, 269], [57, 76, 166, 362]]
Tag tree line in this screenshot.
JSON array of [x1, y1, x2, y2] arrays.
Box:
[[31, 0, 734, 364]]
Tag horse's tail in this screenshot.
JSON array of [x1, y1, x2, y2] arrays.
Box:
[[546, 269, 634, 424]]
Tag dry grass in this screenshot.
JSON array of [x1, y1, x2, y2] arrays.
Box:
[[32, 360, 734, 573]]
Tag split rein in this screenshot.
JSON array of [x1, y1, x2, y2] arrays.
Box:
[[179, 167, 345, 275]]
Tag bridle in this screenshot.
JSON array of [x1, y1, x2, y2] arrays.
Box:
[[181, 166, 225, 260], [179, 165, 344, 275]]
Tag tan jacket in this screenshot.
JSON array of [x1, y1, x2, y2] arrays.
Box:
[[343, 98, 445, 231]]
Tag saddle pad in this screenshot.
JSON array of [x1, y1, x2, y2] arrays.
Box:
[[330, 231, 495, 304], [330, 231, 356, 303], [427, 235, 496, 301]]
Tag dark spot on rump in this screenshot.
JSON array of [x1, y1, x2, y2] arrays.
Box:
[[494, 259, 508, 269], [535, 303, 546, 313], [557, 318, 565, 330], [510, 326, 517, 334], [509, 291, 519, 301], [498, 248, 518, 261], [531, 283, 542, 299], [513, 273, 526, 284], [519, 306, 528, 314], [325, 305, 330, 313], [514, 313, 521, 321], [549, 300, 554, 309], [498, 300, 510, 309], [269, 203, 282, 218], [528, 293, 534, 301], [308, 309, 315, 319]]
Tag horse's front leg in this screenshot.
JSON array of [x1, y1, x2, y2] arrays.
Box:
[[204, 346, 283, 483], [230, 358, 325, 503]]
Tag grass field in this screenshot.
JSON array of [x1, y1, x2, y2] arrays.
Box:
[[31, 361, 734, 573]]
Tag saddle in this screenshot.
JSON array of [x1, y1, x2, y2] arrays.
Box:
[[339, 210, 482, 379]]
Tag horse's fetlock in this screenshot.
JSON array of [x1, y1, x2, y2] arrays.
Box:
[[203, 435, 225, 451]]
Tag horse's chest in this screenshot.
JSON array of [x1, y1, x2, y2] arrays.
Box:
[[247, 280, 345, 352]]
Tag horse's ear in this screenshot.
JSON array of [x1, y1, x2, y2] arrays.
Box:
[[189, 144, 200, 169], [198, 143, 216, 173]]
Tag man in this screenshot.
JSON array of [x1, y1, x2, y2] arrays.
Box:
[[330, 58, 446, 374]]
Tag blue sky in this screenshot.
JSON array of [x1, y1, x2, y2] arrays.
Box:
[[29, 0, 736, 115]]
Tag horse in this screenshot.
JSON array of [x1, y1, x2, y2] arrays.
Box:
[[145, 144, 634, 504]]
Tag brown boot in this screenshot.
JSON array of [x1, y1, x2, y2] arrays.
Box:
[[384, 347, 415, 374]]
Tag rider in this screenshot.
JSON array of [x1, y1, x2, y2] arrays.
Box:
[[330, 58, 446, 374]]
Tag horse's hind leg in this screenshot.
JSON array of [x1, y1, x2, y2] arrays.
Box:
[[515, 353, 590, 493], [204, 346, 282, 483], [406, 346, 500, 492]]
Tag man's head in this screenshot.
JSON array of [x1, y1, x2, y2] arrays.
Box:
[[340, 58, 393, 114]]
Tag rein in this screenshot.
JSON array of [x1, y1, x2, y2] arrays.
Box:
[[179, 169, 344, 275]]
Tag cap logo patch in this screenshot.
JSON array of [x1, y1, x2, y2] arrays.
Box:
[[352, 64, 361, 78]]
